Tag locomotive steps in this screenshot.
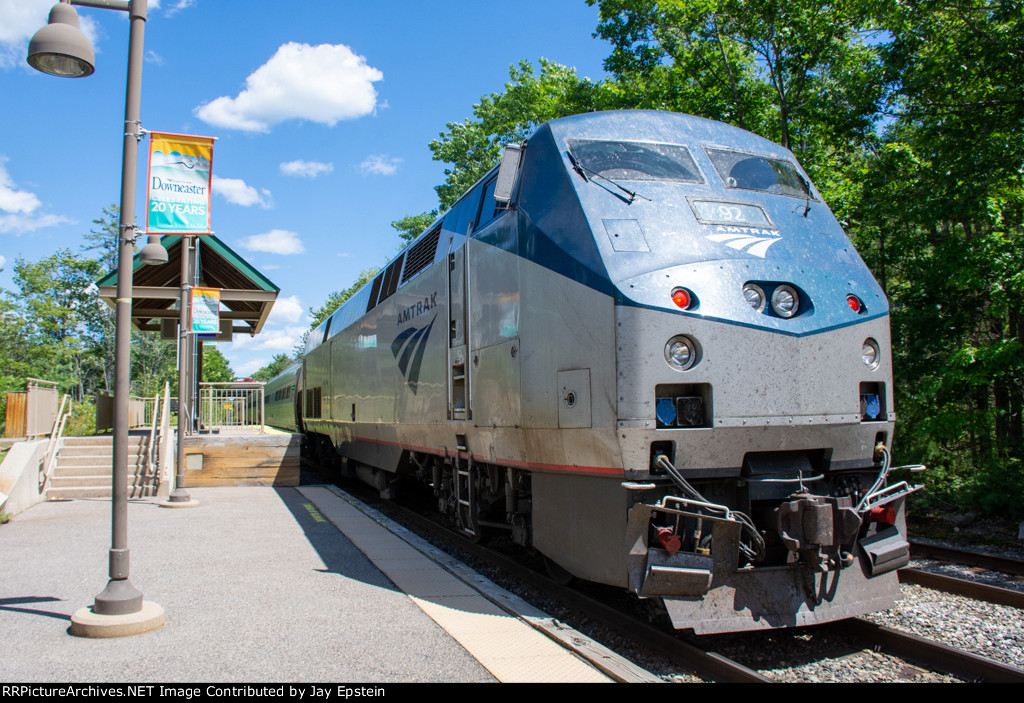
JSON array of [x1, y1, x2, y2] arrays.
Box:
[[47, 434, 158, 500]]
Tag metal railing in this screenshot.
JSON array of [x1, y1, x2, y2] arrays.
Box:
[[198, 382, 265, 432], [95, 390, 159, 433], [40, 393, 72, 493]]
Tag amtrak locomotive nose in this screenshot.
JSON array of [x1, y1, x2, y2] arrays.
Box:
[[265, 110, 924, 634]]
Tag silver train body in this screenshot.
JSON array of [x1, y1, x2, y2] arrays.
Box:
[[266, 110, 919, 633]]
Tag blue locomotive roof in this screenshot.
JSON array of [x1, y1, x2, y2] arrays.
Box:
[[512, 110, 888, 336]]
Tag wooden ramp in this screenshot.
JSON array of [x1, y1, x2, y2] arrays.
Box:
[[181, 431, 300, 487]]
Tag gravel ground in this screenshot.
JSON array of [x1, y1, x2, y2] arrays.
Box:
[[862, 583, 1024, 671]]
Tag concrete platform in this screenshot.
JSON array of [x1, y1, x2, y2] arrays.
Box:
[[0, 485, 620, 683]]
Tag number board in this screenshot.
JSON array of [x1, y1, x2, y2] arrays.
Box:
[[689, 199, 774, 228]]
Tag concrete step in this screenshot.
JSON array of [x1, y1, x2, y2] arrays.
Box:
[[50, 474, 156, 488], [47, 484, 158, 500], [56, 453, 147, 467], [61, 435, 146, 447], [48, 466, 151, 478]]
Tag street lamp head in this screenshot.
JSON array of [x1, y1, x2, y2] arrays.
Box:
[[140, 235, 169, 265], [27, 2, 96, 78]]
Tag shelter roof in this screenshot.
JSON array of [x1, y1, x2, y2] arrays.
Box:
[[96, 235, 279, 337]]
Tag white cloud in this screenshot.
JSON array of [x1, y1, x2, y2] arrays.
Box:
[[238, 229, 304, 255], [212, 175, 272, 208], [0, 157, 41, 214], [255, 326, 308, 351], [194, 42, 383, 132], [162, 0, 196, 17], [280, 160, 334, 179], [359, 154, 401, 176], [267, 295, 304, 325], [234, 358, 265, 378], [231, 325, 307, 354], [0, 0, 100, 69], [0, 212, 71, 234], [0, 255, 6, 269], [0, 155, 71, 234]]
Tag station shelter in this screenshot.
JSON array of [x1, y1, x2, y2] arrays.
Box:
[[95, 235, 299, 488]]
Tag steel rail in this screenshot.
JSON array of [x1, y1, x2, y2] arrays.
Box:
[[309, 463, 772, 683], [383, 498, 773, 683], [909, 541, 1024, 576], [898, 567, 1024, 610], [833, 618, 1024, 683]]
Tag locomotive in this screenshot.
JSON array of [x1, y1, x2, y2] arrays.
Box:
[[266, 110, 922, 634]]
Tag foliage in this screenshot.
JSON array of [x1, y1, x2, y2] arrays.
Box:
[[5, 250, 105, 402], [850, 1, 1024, 518], [392, 211, 439, 243], [201, 346, 236, 383], [430, 59, 614, 209], [589, 0, 884, 164], [64, 398, 98, 437], [251, 353, 295, 382]]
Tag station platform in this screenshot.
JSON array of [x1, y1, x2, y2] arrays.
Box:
[[0, 484, 642, 683]]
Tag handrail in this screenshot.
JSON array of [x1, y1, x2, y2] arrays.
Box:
[[157, 382, 173, 488], [146, 389, 160, 480], [40, 394, 72, 494]]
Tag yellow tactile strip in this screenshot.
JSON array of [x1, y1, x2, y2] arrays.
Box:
[[298, 485, 612, 683]]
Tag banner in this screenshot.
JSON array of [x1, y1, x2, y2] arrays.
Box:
[[190, 287, 221, 336], [146, 132, 214, 234]]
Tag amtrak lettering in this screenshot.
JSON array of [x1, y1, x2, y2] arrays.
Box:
[[391, 314, 436, 394], [397, 293, 438, 327], [705, 225, 782, 258]]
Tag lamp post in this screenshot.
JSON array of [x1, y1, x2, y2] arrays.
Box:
[[29, 0, 166, 636]]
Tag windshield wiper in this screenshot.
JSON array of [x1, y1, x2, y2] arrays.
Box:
[[566, 148, 651, 204]]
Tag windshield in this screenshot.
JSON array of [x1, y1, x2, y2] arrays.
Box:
[[568, 140, 703, 183], [705, 148, 814, 200]]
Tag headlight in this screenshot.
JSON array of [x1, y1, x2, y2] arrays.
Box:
[[862, 338, 880, 369], [664, 335, 698, 370], [742, 283, 766, 312], [771, 284, 799, 318]]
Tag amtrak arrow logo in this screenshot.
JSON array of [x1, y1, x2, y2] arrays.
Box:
[[705, 226, 782, 258], [391, 314, 436, 394]]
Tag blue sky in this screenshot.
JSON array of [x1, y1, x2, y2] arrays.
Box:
[[0, 0, 610, 377]]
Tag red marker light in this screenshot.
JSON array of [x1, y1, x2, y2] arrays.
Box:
[[847, 294, 863, 313], [672, 288, 691, 309]]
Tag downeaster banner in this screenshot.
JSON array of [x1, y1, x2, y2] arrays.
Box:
[[191, 287, 221, 336], [146, 132, 214, 234]]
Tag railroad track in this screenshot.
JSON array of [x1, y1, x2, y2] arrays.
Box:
[[903, 542, 1024, 609], [304, 463, 1023, 682], [909, 541, 1024, 575], [354, 487, 1024, 683], [829, 619, 1024, 683]]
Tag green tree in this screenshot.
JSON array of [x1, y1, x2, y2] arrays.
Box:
[[201, 346, 235, 383], [10, 249, 106, 400], [844, 0, 1024, 516], [392, 211, 439, 243], [430, 59, 612, 209], [82, 204, 121, 275], [251, 353, 294, 382], [590, 0, 884, 164]]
